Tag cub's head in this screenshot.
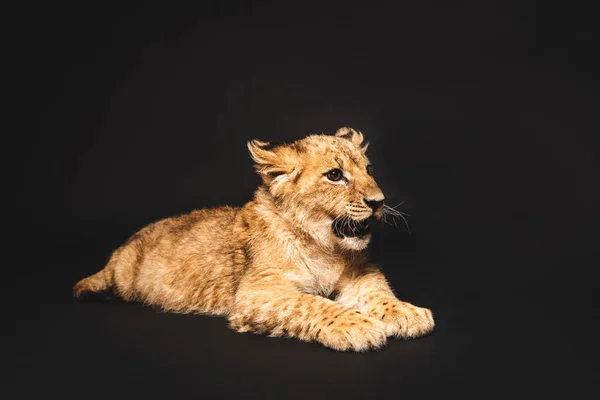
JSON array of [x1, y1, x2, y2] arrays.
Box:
[[248, 127, 385, 251]]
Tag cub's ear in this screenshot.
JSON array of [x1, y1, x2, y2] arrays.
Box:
[[247, 139, 286, 178], [247, 140, 277, 165], [335, 127, 368, 152]]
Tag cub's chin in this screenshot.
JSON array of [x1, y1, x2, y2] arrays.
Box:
[[331, 217, 373, 251], [338, 234, 372, 251]]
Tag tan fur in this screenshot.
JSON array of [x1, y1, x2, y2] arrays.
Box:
[[74, 127, 434, 351]]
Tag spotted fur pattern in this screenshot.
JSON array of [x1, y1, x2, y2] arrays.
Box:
[[74, 127, 434, 351]]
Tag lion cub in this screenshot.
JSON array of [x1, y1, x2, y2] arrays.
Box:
[[74, 127, 434, 351]]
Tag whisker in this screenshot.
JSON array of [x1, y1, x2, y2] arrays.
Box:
[[397, 212, 410, 233], [382, 213, 393, 227], [389, 202, 404, 210], [343, 216, 351, 234], [382, 204, 411, 233]]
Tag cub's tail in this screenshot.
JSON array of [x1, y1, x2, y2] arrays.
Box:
[[73, 258, 116, 302]]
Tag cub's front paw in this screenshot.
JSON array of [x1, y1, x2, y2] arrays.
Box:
[[375, 300, 435, 339], [316, 311, 387, 352]]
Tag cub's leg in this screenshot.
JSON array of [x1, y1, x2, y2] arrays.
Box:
[[229, 272, 387, 352], [335, 266, 435, 338]]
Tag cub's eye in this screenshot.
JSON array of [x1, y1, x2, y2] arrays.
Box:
[[325, 168, 343, 182], [366, 165, 374, 176]]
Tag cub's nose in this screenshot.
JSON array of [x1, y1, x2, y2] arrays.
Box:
[[364, 198, 384, 212]]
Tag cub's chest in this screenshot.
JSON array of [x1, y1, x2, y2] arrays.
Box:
[[285, 255, 346, 297]]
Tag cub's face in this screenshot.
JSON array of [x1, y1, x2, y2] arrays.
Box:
[[248, 127, 385, 251]]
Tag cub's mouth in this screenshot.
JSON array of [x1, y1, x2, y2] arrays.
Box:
[[332, 217, 372, 238]]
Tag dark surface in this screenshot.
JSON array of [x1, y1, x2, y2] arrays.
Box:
[[10, 1, 599, 398]]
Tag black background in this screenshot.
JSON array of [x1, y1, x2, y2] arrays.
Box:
[[10, 1, 599, 398]]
